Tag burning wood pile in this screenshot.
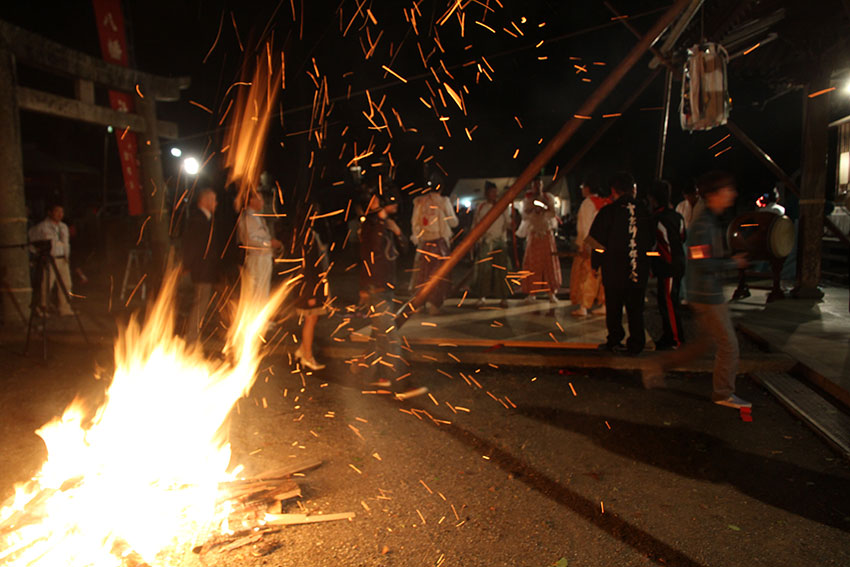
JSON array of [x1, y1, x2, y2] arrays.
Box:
[[0, 274, 351, 567]]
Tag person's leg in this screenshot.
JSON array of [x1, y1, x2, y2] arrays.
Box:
[[54, 258, 74, 314], [670, 275, 684, 346], [603, 277, 626, 346], [187, 282, 212, 342], [301, 313, 318, 358], [656, 276, 674, 346], [624, 284, 646, 354], [704, 303, 739, 401]]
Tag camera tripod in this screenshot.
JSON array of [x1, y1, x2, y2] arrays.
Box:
[[24, 251, 89, 359]]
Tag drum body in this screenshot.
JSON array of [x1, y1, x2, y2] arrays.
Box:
[[727, 212, 794, 260]]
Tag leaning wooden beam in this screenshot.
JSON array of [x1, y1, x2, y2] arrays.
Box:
[[17, 87, 179, 139], [727, 120, 850, 248], [396, 0, 694, 327], [0, 20, 189, 101]]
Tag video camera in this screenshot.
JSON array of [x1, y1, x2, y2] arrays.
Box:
[[30, 239, 53, 256]]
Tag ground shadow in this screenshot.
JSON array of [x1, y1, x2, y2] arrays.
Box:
[[387, 394, 710, 567], [518, 405, 850, 532]]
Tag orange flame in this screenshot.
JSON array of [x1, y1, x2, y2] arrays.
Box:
[[0, 271, 290, 566]]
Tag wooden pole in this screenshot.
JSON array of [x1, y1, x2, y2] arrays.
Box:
[[396, 0, 694, 327], [0, 44, 31, 325], [795, 74, 832, 298]]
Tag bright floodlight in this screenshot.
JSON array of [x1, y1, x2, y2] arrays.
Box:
[[170, 147, 182, 158], [183, 157, 200, 175]]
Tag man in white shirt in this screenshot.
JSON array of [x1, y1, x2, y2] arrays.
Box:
[[675, 184, 702, 230], [238, 191, 282, 305], [28, 204, 74, 316], [472, 181, 513, 307]]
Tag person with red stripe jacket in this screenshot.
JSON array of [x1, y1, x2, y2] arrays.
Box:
[[648, 180, 686, 350]]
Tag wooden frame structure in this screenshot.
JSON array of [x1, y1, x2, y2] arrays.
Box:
[[0, 20, 189, 324]]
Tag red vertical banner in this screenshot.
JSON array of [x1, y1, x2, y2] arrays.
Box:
[[92, 0, 145, 215]]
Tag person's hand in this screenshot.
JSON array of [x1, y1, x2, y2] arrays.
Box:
[[385, 218, 402, 236], [732, 252, 748, 269], [271, 238, 283, 249]]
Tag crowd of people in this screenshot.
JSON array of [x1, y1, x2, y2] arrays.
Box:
[[27, 167, 754, 409]]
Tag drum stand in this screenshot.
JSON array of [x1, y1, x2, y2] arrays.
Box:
[[732, 257, 786, 303], [25, 252, 89, 359]]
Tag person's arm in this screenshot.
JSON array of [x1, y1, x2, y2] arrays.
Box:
[[239, 214, 273, 250], [443, 196, 459, 228], [687, 219, 740, 273], [576, 199, 593, 246], [410, 199, 423, 245]]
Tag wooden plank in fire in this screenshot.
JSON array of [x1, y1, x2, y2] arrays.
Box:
[[263, 511, 355, 526]]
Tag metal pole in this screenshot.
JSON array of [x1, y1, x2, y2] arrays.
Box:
[[396, 0, 694, 327], [655, 67, 674, 179]]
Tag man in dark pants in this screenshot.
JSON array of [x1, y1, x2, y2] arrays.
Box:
[[649, 180, 686, 350], [182, 187, 220, 342], [588, 172, 654, 354]]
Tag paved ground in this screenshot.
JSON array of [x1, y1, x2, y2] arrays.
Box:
[[1, 334, 849, 567], [2, 264, 850, 566]]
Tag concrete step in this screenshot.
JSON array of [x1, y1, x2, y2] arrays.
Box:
[[750, 370, 850, 460]]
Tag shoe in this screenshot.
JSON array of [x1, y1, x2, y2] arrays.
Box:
[[641, 363, 665, 389], [523, 295, 537, 304], [590, 306, 606, 315], [396, 386, 429, 400], [295, 348, 326, 371], [499, 299, 509, 308], [597, 342, 625, 352], [549, 293, 559, 304], [428, 303, 441, 316], [475, 298, 486, 308], [713, 394, 752, 409], [653, 339, 678, 351], [570, 306, 588, 317], [58, 309, 76, 317]]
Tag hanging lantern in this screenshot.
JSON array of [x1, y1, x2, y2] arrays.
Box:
[[680, 43, 732, 131]]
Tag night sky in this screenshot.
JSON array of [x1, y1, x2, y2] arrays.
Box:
[[2, 1, 849, 215]]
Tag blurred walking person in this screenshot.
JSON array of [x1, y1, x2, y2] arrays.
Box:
[[569, 175, 609, 317], [410, 183, 458, 315], [289, 211, 330, 371], [472, 181, 513, 308], [643, 171, 751, 409]]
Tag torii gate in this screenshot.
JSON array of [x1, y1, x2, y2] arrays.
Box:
[[0, 20, 189, 325]]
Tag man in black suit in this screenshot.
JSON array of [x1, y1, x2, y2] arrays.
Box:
[[183, 188, 220, 341]]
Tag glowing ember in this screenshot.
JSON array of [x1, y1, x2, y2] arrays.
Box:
[[0, 272, 289, 566]]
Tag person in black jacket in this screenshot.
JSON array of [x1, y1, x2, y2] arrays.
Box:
[[182, 188, 220, 341], [649, 180, 686, 350], [587, 172, 654, 354]]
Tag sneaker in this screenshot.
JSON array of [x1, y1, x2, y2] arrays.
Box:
[[641, 363, 665, 389], [475, 298, 486, 308], [570, 306, 588, 317], [523, 295, 537, 304], [549, 293, 559, 304], [713, 394, 752, 409]]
